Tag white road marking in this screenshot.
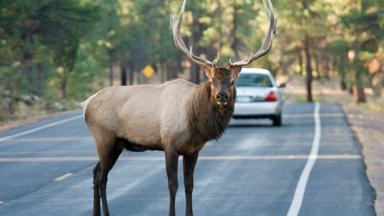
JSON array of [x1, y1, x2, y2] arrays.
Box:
[[2, 137, 91, 142], [287, 102, 321, 216], [199, 155, 360, 160], [0, 154, 361, 162], [54, 173, 73, 181], [0, 201, 3, 204], [284, 113, 343, 118], [0, 115, 83, 143]]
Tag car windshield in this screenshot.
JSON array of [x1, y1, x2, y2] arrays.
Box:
[[236, 73, 273, 87]]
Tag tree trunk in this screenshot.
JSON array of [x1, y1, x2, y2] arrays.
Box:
[[8, 99, 15, 115], [166, 62, 178, 80], [108, 63, 114, 87], [108, 65, 114, 86], [189, 15, 200, 84], [108, 50, 114, 86], [158, 63, 165, 83], [21, 32, 38, 96], [352, 67, 366, 103], [189, 37, 200, 83], [136, 70, 142, 84], [129, 65, 134, 85], [60, 85, 67, 99], [298, 48, 303, 76], [313, 51, 320, 78], [120, 64, 127, 86], [338, 57, 348, 90], [323, 54, 330, 79], [350, 46, 366, 103], [190, 63, 200, 84], [304, 35, 313, 102], [352, 86, 366, 103], [340, 77, 347, 90], [60, 72, 68, 99]]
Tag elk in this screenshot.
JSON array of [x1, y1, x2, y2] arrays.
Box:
[[83, 0, 276, 215]]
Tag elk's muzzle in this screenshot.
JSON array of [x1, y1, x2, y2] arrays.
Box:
[[216, 92, 229, 106]]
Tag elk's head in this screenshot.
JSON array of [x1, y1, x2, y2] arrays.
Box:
[[171, 0, 277, 108]]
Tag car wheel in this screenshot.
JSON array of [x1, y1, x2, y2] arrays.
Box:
[[272, 113, 282, 126]]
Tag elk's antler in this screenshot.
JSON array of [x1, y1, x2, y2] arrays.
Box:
[[171, 0, 219, 69], [229, 0, 277, 67]]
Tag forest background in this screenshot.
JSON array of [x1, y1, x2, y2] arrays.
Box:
[[0, 0, 383, 121]]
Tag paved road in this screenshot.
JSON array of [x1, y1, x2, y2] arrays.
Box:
[[0, 103, 374, 216]]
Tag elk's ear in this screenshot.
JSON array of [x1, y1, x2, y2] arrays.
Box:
[[230, 66, 242, 79], [204, 67, 215, 82]]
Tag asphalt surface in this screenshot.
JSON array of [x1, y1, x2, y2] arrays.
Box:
[[0, 103, 375, 216]]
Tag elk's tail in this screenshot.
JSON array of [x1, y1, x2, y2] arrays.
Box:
[[81, 92, 99, 115]]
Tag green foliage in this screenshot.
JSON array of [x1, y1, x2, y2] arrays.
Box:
[[67, 43, 105, 99], [339, 0, 384, 88], [0, 63, 25, 97], [1, 0, 384, 118], [0, 0, 101, 119]]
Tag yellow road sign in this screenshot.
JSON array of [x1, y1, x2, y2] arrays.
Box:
[[143, 65, 155, 78]]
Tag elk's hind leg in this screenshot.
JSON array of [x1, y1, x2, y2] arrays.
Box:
[[98, 143, 122, 216], [93, 162, 101, 216], [90, 129, 123, 216]]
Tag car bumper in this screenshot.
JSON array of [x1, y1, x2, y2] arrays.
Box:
[[233, 101, 282, 118]]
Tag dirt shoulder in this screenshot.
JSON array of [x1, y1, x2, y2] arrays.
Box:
[[343, 106, 384, 216]]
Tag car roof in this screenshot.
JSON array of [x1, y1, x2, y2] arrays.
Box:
[[240, 68, 272, 75]]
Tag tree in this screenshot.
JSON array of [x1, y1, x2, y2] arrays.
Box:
[[0, 0, 99, 98], [274, 0, 335, 102], [329, 39, 350, 90], [341, 0, 384, 103]]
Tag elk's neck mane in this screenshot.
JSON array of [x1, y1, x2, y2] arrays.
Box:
[[187, 82, 234, 143]]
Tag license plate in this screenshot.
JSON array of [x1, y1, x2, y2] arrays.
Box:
[[236, 96, 252, 103]]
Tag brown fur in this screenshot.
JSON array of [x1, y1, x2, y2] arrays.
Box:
[[187, 82, 235, 143], [83, 63, 243, 216], [85, 76, 238, 216]]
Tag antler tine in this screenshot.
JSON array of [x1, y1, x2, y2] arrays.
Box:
[[263, 0, 271, 19], [172, 0, 216, 68], [212, 51, 220, 65], [229, 0, 277, 67]]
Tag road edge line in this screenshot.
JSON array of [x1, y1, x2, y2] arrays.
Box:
[[0, 115, 83, 142], [287, 102, 321, 216], [54, 173, 73, 181]]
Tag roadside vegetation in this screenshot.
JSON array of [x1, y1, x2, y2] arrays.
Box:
[[0, 0, 383, 122], [281, 75, 384, 111]]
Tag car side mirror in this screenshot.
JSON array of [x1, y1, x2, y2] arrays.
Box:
[[278, 83, 287, 88]]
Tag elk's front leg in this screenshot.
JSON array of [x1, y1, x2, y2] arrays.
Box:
[[165, 149, 179, 216], [183, 153, 198, 216]]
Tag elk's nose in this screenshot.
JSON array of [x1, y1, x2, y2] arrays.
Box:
[[216, 92, 229, 101]]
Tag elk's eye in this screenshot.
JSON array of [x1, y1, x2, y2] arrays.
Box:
[[230, 81, 235, 86]]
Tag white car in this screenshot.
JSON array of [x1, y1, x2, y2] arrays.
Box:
[[233, 68, 285, 126]]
